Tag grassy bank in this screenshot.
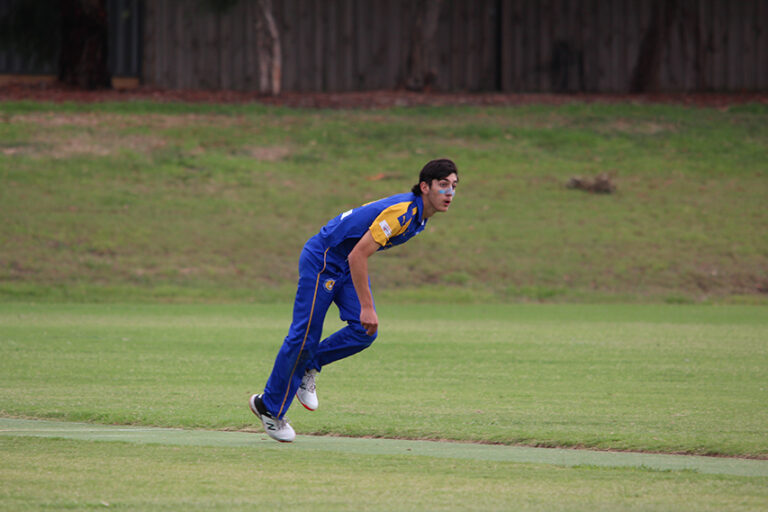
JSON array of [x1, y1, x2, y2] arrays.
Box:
[[1, 100, 767, 303]]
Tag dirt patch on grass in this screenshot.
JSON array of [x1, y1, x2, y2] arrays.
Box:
[[13, 112, 247, 129], [600, 118, 676, 135], [244, 145, 293, 161], [6, 112, 295, 160], [13, 130, 167, 158]]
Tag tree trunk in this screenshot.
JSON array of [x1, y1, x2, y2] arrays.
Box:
[[256, 0, 281, 95], [630, 0, 680, 93], [405, 0, 444, 91], [58, 0, 110, 89]]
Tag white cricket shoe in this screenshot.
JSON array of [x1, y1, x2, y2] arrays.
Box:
[[296, 369, 318, 411], [249, 394, 295, 443]]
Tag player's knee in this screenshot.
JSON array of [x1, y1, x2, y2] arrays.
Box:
[[350, 322, 377, 345]]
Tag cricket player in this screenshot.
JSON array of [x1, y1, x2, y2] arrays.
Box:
[[250, 159, 459, 442]]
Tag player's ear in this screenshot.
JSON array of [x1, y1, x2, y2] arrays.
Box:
[[419, 181, 430, 194]]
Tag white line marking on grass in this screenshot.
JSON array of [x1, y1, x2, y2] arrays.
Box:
[[2, 417, 766, 478]]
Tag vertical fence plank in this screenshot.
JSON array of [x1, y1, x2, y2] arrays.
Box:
[[698, 0, 712, 90], [206, 9, 219, 89], [479, 0, 494, 91], [387, 0, 403, 89], [369, 0, 383, 89], [179, 2, 190, 89], [579, 0, 597, 92], [499, 0, 512, 90], [520, 0, 533, 91], [301, 0, 313, 91], [595, 0, 611, 91], [223, 6, 235, 90], [229, 2, 244, 91], [243, 0, 255, 91], [153, 0, 164, 86], [531, 0, 543, 91], [742, 0, 756, 90], [433, 0, 448, 91], [158, 0, 170, 87], [549, 0, 565, 92], [109, 0, 121, 74], [654, 0, 666, 92], [567, 0, 581, 92], [194, 6, 208, 89], [465, 0, 478, 91], [566, 0, 579, 92], [697, 0, 708, 90], [355, 0, 371, 89], [757, 0, 768, 88], [624, 0, 640, 93], [171, 1, 182, 89], [727, 1, 741, 91], [741, 0, 754, 90], [312, 0, 324, 91], [664, 1, 680, 91], [712, 0, 728, 90], [690, 0, 701, 91], [449, 0, 462, 90], [513, 0, 525, 91], [216, 10, 226, 89], [612, 0, 626, 92], [279, 0, 296, 92], [169, 0, 181, 88], [141, 0, 156, 85], [541, 0, 554, 92], [683, 0, 699, 92], [285, 0, 305, 91], [610, 0, 622, 92], [339, 0, 354, 91], [324, 0, 337, 91], [469, 0, 480, 91]]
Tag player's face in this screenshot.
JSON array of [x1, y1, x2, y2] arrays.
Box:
[[422, 173, 458, 216]]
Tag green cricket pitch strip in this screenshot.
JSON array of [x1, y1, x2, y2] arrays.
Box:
[[2, 418, 766, 478]]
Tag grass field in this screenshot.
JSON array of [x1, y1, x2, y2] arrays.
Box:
[[1, 303, 767, 510], [1, 100, 767, 303], [1, 99, 767, 510]]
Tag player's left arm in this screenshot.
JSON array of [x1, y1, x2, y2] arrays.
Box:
[[348, 231, 381, 336]]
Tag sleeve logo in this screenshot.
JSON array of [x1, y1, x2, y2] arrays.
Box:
[[379, 220, 392, 238]]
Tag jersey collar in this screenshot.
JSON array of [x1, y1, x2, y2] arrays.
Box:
[[414, 193, 427, 227]]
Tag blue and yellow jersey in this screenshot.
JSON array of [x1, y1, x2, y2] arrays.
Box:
[[315, 192, 427, 261]]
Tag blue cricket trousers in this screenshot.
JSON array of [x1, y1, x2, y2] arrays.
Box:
[[262, 235, 377, 419]]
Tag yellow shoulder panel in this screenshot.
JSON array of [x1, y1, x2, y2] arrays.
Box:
[[369, 202, 411, 246]]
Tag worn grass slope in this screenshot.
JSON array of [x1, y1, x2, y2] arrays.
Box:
[[1, 101, 767, 303]]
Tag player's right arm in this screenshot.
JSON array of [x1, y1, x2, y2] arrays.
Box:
[[348, 231, 381, 336]]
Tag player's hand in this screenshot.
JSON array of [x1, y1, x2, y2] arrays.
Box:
[[360, 307, 378, 336]]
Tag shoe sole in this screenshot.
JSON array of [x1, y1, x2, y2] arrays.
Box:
[[249, 394, 294, 443], [296, 393, 317, 411]]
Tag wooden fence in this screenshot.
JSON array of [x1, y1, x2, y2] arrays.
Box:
[[142, 0, 768, 93]]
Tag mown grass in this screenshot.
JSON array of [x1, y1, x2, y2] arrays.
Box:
[[3, 436, 767, 512], [2, 302, 767, 510], [1, 100, 767, 303], [1, 303, 765, 458]]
